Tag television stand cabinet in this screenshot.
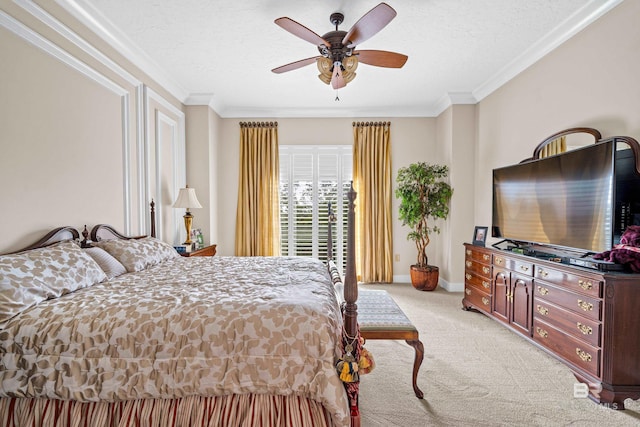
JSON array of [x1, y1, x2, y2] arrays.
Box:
[[462, 243, 640, 409]]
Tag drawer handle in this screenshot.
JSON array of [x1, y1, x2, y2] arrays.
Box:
[[536, 327, 548, 338], [482, 266, 490, 274], [576, 348, 592, 362], [578, 280, 593, 291], [465, 289, 471, 295], [465, 273, 472, 280], [577, 300, 594, 312], [537, 305, 549, 316], [482, 297, 490, 306], [577, 322, 593, 335], [537, 286, 549, 296], [537, 268, 549, 278], [495, 258, 503, 265], [482, 280, 490, 289], [466, 249, 472, 256], [482, 254, 490, 261], [466, 261, 472, 268], [519, 265, 530, 272]]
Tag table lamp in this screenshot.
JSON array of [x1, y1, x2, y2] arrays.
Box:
[[172, 185, 202, 244]]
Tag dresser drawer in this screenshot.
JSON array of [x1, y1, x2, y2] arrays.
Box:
[[464, 286, 492, 314], [533, 298, 601, 347], [533, 318, 600, 377], [464, 271, 492, 293], [465, 259, 492, 278], [493, 255, 533, 277], [465, 247, 492, 264], [534, 282, 601, 321], [535, 265, 602, 298]]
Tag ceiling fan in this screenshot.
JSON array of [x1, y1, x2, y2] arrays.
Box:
[[272, 2, 408, 90]]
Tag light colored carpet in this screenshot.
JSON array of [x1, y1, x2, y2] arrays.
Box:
[[356, 283, 640, 427]]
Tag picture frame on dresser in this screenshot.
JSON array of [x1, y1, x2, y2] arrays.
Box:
[[472, 226, 488, 246]]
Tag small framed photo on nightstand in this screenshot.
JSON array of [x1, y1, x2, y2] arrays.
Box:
[[191, 228, 204, 249], [473, 226, 488, 246]]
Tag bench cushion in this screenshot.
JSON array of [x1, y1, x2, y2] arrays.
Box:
[[358, 289, 417, 332]]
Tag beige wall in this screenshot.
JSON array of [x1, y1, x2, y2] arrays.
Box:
[[475, 0, 640, 247], [440, 105, 477, 287], [0, 27, 124, 250], [0, 1, 185, 253]]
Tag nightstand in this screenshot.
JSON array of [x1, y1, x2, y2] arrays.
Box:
[[181, 244, 217, 257]]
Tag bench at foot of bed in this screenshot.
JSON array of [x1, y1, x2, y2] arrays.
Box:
[[358, 289, 424, 399]]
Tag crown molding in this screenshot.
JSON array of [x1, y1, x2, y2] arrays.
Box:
[[14, 0, 141, 87], [473, 0, 623, 102], [432, 92, 477, 116], [54, 0, 189, 101], [215, 105, 435, 119]]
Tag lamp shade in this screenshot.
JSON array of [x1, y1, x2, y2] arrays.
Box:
[[173, 186, 202, 209]]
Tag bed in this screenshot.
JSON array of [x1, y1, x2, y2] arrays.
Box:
[[0, 191, 361, 426]]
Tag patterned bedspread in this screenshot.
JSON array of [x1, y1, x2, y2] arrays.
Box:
[[0, 256, 349, 426]]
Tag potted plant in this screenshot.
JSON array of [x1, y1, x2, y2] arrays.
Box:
[[395, 163, 453, 291]]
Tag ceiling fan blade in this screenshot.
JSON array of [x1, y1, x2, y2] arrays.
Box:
[[342, 3, 397, 47], [331, 63, 346, 89], [275, 17, 330, 46], [356, 50, 408, 68], [272, 56, 321, 74]]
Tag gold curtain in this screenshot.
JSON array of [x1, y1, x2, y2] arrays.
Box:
[[235, 122, 281, 256], [352, 121, 393, 283], [539, 136, 567, 158]]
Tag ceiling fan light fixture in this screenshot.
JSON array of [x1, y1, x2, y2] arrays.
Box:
[[317, 56, 358, 86], [274, 3, 406, 90]]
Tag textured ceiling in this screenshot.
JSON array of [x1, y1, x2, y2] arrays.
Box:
[[64, 0, 618, 117]]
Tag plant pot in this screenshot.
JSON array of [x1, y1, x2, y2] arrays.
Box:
[[410, 265, 439, 291]]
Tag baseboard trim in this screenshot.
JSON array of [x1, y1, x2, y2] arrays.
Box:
[[391, 275, 464, 292]]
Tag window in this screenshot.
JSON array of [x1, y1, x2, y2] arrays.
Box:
[[279, 146, 352, 271]]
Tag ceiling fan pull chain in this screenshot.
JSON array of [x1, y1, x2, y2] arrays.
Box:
[[335, 90, 340, 102]]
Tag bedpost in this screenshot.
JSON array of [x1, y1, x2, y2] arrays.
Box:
[[150, 199, 156, 238], [344, 184, 358, 337], [327, 203, 334, 261], [344, 182, 360, 427]]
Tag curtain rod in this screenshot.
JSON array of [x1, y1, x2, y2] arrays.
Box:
[[239, 121, 278, 128], [352, 121, 391, 127]]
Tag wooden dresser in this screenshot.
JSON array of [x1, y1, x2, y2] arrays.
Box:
[[463, 243, 640, 409]]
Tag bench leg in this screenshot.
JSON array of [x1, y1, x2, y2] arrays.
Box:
[[405, 339, 424, 399]]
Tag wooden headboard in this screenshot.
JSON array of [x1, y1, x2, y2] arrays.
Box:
[[3, 227, 79, 255], [90, 201, 156, 242]]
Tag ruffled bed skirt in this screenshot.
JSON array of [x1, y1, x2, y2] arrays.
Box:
[[0, 394, 335, 427]]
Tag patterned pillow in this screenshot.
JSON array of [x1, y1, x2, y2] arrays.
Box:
[[0, 240, 107, 326], [84, 247, 127, 279], [94, 237, 179, 272]]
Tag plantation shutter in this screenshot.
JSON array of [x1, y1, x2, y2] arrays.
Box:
[[279, 146, 351, 271]]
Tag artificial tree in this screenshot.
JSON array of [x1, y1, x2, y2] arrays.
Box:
[[395, 162, 453, 290]]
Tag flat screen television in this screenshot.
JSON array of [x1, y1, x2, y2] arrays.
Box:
[[492, 140, 621, 255]]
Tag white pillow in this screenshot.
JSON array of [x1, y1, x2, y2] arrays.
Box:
[[84, 246, 127, 279], [0, 240, 107, 326], [94, 236, 179, 272]]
